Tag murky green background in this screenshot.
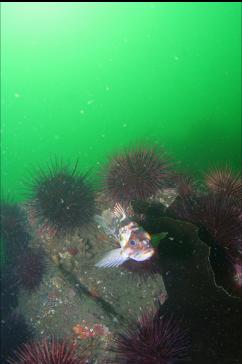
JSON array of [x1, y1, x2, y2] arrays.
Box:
[[1, 2, 241, 202]]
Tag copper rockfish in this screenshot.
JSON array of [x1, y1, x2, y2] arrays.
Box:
[[95, 203, 154, 268]]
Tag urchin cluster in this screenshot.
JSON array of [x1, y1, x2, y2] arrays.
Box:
[[29, 160, 95, 235], [7, 338, 87, 364], [109, 310, 189, 364], [102, 147, 171, 205]]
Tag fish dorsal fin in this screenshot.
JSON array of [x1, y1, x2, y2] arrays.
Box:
[[94, 214, 119, 239], [95, 248, 129, 268], [113, 203, 126, 221]]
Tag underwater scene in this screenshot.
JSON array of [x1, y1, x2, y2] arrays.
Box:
[[0, 2, 241, 364]]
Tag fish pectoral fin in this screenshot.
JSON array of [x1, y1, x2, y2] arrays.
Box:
[[95, 248, 128, 268], [151, 232, 169, 247], [159, 232, 169, 240]]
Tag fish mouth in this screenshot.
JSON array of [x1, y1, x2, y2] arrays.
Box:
[[132, 248, 155, 262]]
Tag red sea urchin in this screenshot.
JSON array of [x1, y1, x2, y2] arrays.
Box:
[[205, 167, 242, 201], [28, 160, 95, 235], [109, 310, 189, 364], [7, 338, 87, 364], [101, 147, 171, 206]]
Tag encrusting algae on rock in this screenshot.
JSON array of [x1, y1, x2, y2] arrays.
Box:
[[73, 320, 111, 340]]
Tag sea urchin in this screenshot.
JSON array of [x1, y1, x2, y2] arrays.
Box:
[[0, 198, 30, 249], [170, 190, 242, 259], [7, 338, 87, 364], [205, 167, 242, 201], [29, 160, 95, 235], [102, 147, 171, 205], [193, 193, 242, 255], [16, 248, 46, 292], [109, 310, 189, 364]]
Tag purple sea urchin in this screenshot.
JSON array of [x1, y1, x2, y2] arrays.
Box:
[[16, 248, 45, 292], [28, 160, 95, 235], [0, 199, 29, 248], [205, 167, 242, 201], [101, 147, 171, 205], [7, 338, 87, 364], [109, 310, 189, 364], [173, 174, 197, 198]]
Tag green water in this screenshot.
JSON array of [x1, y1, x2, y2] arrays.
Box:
[[1, 2, 241, 202]]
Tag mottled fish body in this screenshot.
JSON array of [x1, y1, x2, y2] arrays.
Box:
[[95, 203, 154, 268]]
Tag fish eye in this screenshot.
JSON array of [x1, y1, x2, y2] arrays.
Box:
[[130, 240, 136, 246]]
